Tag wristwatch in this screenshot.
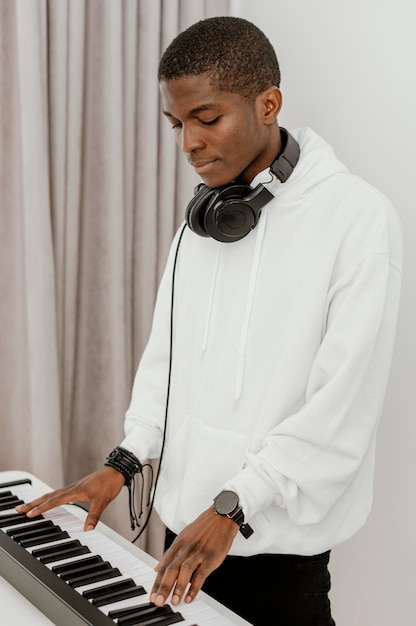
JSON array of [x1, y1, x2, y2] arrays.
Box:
[[213, 490, 254, 539]]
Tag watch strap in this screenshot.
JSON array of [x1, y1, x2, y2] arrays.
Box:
[[228, 505, 254, 539]]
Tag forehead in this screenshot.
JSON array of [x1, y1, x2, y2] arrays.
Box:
[[160, 74, 247, 118]]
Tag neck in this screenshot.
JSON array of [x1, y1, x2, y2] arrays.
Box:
[[235, 125, 283, 185]]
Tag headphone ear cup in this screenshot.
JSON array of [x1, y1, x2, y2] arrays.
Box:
[[204, 185, 259, 242], [205, 184, 274, 242], [185, 185, 217, 237], [186, 182, 274, 242]]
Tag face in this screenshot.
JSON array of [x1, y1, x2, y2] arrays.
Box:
[[160, 74, 281, 188]]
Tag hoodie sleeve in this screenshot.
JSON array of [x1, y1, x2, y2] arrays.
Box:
[[224, 232, 403, 526]]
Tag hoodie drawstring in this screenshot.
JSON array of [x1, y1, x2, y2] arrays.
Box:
[[234, 205, 269, 400], [202, 245, 221, 355]]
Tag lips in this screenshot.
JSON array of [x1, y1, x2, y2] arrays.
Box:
[[189, 159, 217, 174]]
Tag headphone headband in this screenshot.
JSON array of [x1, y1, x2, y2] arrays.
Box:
[[270, 128, 301, 183]]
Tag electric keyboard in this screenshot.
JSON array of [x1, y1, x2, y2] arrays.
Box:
[[0, 471, 252, 626]]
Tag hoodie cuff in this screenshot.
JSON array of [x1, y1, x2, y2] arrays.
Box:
[[222, 454, 284, 521]]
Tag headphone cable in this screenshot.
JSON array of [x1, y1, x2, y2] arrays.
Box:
[[132, 223, 187, 542]]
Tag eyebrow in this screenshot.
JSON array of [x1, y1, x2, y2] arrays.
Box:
[[162, 103, 219, 118]]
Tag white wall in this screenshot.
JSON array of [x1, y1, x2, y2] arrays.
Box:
[[231, 1, 416, 624]]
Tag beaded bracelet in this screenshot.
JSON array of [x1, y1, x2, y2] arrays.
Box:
[[105, 446, 143, 486], [104, 446, 152, 532]]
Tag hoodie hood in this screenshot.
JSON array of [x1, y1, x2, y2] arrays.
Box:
[[251, 127, 349, 196]]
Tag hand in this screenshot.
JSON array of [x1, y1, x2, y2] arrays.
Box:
[[15, 466, 125, 531], [151, 506, 239, 607]]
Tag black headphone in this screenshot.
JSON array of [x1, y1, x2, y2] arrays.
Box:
[[185, 128, 300, 243]]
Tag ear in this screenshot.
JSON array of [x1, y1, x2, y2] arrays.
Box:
[[257, 86, 282, 125]]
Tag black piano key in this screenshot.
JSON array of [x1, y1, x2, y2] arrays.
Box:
[[7, 519, 55, 537], [0, 496, 24, 511], [59, 560, 111, 582], [31, 538, 84, 558], [114, 604, 173, 624], [0, 491, 13, 498], [0, 478, 32, 489], [14, 524, 64, 542], [52, 554, 103, 575], [109, 602, 155, 619], [92, 585, 147, 607], [19, 529, 69, 548], [136, 613, 185, 626], [108, 602, 158, 620], [82, 577, 137, 599], [109, 603, 173, 621], [117, 608, 184, 626], [0, 512, 43, 528], [39, 543, 90, 564], [67, 566, 121, 588]]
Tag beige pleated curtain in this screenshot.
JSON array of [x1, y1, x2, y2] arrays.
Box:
[[0, 0, 229, 556]]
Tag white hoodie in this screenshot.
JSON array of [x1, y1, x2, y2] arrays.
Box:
[[122, 127, 403, 556]]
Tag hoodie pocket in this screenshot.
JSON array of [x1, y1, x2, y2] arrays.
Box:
[[157, 414, 250, 523]]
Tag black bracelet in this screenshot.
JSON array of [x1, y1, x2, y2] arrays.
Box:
[[105, 446, 142, 486]]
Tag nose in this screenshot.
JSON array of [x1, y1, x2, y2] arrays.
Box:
[[179, 123, 205, 153]]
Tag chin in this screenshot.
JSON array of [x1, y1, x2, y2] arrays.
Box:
[[201, 176, 234, 189]]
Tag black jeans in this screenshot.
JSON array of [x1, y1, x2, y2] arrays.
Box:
[[165, 529, 336, 626]]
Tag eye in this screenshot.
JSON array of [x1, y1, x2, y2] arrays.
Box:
[[200, 117, 220, 126], [171, 121, 182, 131]]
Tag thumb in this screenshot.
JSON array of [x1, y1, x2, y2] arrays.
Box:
[[83, 500, 107, 531]]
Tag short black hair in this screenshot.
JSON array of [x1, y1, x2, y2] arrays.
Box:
[[158, 16, 280, 100]]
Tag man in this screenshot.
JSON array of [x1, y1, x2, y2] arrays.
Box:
[[18, 17, 403, 626]]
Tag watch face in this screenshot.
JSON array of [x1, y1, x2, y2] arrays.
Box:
[[214, 490, 239, 515]]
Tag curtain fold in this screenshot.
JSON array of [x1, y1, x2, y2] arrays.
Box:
[[0, 0, 229, 556], [0, 0, 63, 484]]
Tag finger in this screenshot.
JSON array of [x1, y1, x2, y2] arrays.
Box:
[[150, 559, 181, 607], [183, 567, 208, 604], [15, 496, 47, 513], [170, 560, 197, 606], [83, 498, 107, 531], [15, 487, 76, 517]]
